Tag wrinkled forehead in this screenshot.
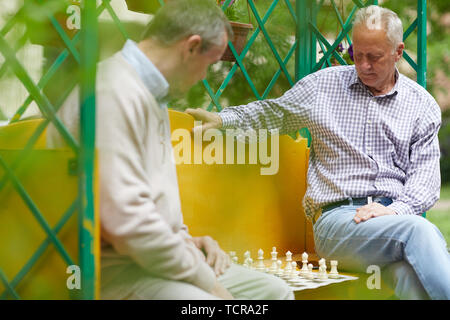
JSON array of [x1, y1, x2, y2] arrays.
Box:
[[352, 25, 392, 48]]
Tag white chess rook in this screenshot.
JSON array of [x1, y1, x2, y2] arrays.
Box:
[[329, 260, 339, 279]]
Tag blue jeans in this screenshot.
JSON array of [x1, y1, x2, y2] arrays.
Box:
[[313, 205, 450, 300]]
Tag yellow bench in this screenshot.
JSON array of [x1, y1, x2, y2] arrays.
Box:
[[0, 112, 393, 299]]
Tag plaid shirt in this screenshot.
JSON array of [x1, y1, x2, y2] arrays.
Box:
[[219, 65, 441, 221]]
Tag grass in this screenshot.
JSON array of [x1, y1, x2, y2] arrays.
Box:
[[427, 184, 450, 246]]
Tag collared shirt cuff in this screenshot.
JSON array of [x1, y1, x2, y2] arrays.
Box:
[[219, 111, 239, 129], [387, 201, 415, 215]]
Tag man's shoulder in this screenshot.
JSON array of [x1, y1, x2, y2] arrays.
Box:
[[310, 65, 356, 84], [97, 53, 142, 91], [398, 73, 441, 115], [398, 73, 434, 100]]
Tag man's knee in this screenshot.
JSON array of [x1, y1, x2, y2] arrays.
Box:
[[382, 261, 429, 300]]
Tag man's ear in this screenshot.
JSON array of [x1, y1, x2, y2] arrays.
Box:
[[186, 35, 202, 55], [395, 42, 405, 62]]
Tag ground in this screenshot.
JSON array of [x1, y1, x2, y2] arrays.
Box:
[[427, 184, 450, 247]]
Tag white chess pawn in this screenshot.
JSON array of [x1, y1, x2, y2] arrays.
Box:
[[289, 261, 299, 279], [300, 252, 309, 277], [329, 260, 339, 279], [269, 247, 278, 274], [283, 251, 293, 277], [306, 263, 314, 280], [256, 248, 265, 271], [276, 260, 283, 277], [229, 251, 237, 264]]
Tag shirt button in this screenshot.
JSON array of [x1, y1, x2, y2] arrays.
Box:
[[367, 120, 372, 124], [367, 146, 371, 151]]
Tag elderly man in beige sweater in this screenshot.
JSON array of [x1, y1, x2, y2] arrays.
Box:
[[47, 0, 293, 300]]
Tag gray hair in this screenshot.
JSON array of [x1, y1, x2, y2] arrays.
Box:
[[353, 5, 403, 49], [141, 0, 232, 52]]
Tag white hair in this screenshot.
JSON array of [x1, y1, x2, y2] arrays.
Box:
[[353, 5, 403, 49]]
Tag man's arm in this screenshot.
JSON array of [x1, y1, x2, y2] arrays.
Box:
[[387, 100, 441, 216], [355, 99, 441, 222], [186, 72, 318, 134]]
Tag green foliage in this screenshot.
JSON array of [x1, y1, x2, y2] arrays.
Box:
[[169, 0, 296, 111]]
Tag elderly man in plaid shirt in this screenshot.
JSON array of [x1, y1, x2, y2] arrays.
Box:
[[188, 5, 450, 299]]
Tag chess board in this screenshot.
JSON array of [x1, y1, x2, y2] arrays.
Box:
[[279, 271, 358, 292], [229, 248, 359, 293]]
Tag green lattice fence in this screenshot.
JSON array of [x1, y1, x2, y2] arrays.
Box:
[[0, 0, 427, 300]]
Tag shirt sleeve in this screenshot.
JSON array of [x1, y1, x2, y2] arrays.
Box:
[[219, 72, 318, 135], [388, 100, 441, 216]]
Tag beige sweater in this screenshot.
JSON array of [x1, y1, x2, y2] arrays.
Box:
[[47, 52, 216, 292]]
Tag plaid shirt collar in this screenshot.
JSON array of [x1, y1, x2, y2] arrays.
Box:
[[348, 66, 400, 98]]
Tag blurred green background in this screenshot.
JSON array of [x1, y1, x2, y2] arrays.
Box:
[[0, 0, 449, 244]]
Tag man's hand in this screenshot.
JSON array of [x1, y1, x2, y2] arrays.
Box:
[[210, 280, 234, 300], [354, 202, 396, 223], [185, 108, 222, 133], [191, 236, 231, 276]]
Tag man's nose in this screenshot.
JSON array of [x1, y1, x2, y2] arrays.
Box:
[[360, 58, 372, 70]]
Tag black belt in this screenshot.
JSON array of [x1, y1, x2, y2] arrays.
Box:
[[321, 197, 393, 214]]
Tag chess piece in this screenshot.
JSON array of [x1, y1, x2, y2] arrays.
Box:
[[289, 261, 298, 279], [300, 252, 309, 277], [283, 251, 293, 277], [243, 250, 251, 268], [269, 247, 278, 274], [306, 263, 314, 280], [256, 248, 266, 272], [247, 257, 254, 270], [329, 260, 339, 279], [318, 259, 328, 280], [276, 260, 283, 277], [229, 251, 238, 264]]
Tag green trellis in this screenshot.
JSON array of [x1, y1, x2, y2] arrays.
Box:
[[0, 0, 427, 300]]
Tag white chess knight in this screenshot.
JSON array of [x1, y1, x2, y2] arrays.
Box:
[[329, 260, 339, 279], [243, 250, 251, 268], [299, 252, 309, 277], [269, 247, 278, 274], [256, 248, 266, 272], [318, 258, 328, 280]]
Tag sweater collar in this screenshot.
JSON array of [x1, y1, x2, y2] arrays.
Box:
[[121, 40, 169, 106]]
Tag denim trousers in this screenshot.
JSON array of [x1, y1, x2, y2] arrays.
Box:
[[313, 205, 450, 300]]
